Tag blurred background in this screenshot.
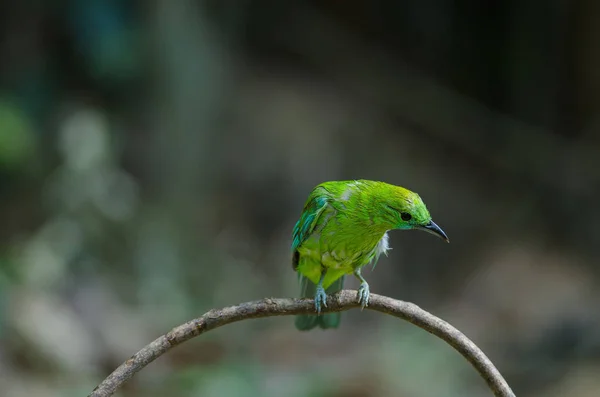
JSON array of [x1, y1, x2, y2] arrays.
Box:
[[1, 1, 600, 396]]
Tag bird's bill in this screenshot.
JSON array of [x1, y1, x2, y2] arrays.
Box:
[[417, 220, 449, 243]]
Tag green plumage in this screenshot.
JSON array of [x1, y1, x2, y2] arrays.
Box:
[[291, 180, 448, 331]]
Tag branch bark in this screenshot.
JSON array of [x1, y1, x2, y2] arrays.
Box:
[[88, 290, 515, 397]]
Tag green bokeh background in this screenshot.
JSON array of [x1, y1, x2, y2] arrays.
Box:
[[1, 1, 600, 396]]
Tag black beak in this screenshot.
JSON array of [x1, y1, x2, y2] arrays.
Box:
[[418, 220, 449, 243]]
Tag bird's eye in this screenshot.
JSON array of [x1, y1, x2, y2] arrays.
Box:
[[401, 212, 412, 221]]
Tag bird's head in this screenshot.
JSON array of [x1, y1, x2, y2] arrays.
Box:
[[379, 185, 449, 243]]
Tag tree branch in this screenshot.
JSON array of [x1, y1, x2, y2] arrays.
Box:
[[88, 290, 515, 397]]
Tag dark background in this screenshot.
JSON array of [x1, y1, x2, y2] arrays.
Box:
[[1, 1, 599, 396]]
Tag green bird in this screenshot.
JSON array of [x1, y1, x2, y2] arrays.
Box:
[[292, 180, 449, 331]]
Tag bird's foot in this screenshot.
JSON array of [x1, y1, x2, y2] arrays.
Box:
[[314, 286, 328, 314], [357, 282, 370, 309]]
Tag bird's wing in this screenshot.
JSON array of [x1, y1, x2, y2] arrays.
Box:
[[291, 189, 330, 270]]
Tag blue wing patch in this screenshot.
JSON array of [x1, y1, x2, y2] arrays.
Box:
[[291, 191, 329, 269]]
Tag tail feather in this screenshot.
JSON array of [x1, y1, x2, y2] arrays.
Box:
[[295, 275, 344, 331]]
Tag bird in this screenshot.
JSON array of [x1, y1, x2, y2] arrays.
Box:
[[292, 180, 449, 331]]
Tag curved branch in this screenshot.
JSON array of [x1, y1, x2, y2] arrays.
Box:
[[89, 290, 515, 397]]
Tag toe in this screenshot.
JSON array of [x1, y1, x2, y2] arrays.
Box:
[[358, 285, 370, 308], [315, 288, 328, 313]]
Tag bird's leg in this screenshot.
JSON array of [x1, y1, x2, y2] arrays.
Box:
[[314, 269, 328, 315], [353, 268, 370, 309]]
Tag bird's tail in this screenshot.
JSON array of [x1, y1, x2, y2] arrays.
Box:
[[295, 275, 344, 331]]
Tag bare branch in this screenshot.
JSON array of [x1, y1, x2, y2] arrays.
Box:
[[88, 290, 515, 397]]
